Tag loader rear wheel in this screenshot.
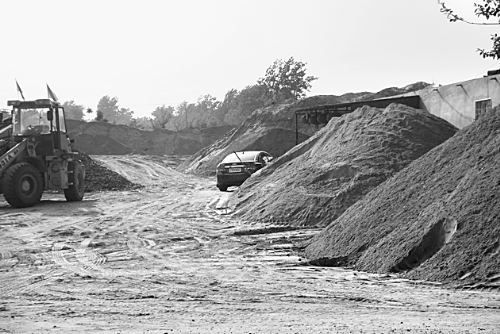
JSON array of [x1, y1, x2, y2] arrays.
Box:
[[3, 163, 44, 208], [64, 161, 84, 202]]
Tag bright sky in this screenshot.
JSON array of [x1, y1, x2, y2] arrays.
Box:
[[1, 0, 499, 118]]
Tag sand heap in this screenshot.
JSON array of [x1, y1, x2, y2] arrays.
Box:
[[227, 104, 457, 227], [304, 106, 500, 286]]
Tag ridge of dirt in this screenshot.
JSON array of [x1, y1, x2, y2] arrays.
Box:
[[226, 103, 457, 227], [304, 106, 500, 285]]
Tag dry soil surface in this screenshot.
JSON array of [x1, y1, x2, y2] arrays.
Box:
[[1, 155, 499, 333]]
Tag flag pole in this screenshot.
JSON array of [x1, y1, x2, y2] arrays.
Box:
[[15, 79, 25, 101], [46, 83, 58, 102]]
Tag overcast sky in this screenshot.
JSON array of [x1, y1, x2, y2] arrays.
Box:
[[1, 0, 499, 118]]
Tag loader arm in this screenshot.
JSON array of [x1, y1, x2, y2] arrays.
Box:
[[0, 124, 12, 139], [0, 139, 27, 176]]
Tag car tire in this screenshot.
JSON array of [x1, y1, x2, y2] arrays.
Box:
[[217, 185, 228, 192]]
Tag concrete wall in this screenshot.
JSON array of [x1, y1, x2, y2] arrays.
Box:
[[418, 74, 500, 129]]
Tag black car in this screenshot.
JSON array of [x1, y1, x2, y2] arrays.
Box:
[[216, 151, 273, 191]]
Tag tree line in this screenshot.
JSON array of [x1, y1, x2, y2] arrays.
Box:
[[63, 57, 317, 131]]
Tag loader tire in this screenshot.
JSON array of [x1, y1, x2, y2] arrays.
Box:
[[3, 163, 44, 208], [64, 161, 84, 202]]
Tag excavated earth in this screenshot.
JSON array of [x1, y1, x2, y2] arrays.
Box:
[[1, 155, 499, 333], [304, 106, 500, 287], [227, 104, 457, 227]]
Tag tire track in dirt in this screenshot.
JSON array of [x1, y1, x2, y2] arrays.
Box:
[[44, 196, 178, 275], [0, 252, 60, 297], [0, 273, 48, 297], [92, 155, 202, 189], [74, 239, 112, 278], [51, 242, 93, 276], [0, 251, 18, 269]]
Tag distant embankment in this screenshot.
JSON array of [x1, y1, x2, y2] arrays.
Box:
[[66, 119, 233, 156]]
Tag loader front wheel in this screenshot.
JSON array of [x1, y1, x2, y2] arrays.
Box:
[[3, 163, 44, 208], [64, 161, 85, 202]]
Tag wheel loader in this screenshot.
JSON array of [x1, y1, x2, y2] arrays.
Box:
[[0, 99, 85, 208]]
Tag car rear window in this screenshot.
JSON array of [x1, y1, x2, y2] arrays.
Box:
[[222, 152, 260, 163]]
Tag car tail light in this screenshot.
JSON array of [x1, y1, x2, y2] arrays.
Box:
[[216, 165, 225, 174], [246, 163, 262, 172]]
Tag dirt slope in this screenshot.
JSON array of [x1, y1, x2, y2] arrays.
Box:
[[67, 120, 232, 155], [227, 104, 457, 227], [304, 106, 500, 285]]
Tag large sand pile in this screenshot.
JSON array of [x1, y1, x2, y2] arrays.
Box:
[[304, 106, 500, 286], [228, 104, 457, 227]]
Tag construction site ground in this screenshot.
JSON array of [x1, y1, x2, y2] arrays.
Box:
[[0, 155, 499, 334]]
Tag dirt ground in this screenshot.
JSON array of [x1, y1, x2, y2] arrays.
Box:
[[0, 156, 499, 334]]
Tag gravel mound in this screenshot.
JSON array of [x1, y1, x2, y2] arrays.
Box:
[[304, 106, 500, 285], [228, 103, 457, 227], [79, 153, 143, 192]]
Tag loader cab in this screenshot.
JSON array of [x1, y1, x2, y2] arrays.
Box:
[[7, 99, 70, 154]]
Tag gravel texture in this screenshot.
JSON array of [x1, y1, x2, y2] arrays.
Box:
[[304, 105, 500, 285]]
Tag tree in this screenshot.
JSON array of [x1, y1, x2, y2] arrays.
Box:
[[195, 94, 221, 128], [174, 101, 198, 129], [97, 96, 134, 125], [151, 105, 175, 129], [95, 110, 105, 122], [257, 57, 318, 103], [62, 101, 85, 120], [116, 107, 134, 125], [129, 116, 152, 130], [97, 96, 119, 122], [438, 0, 500, 59], [223, 85, 268, 125]]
